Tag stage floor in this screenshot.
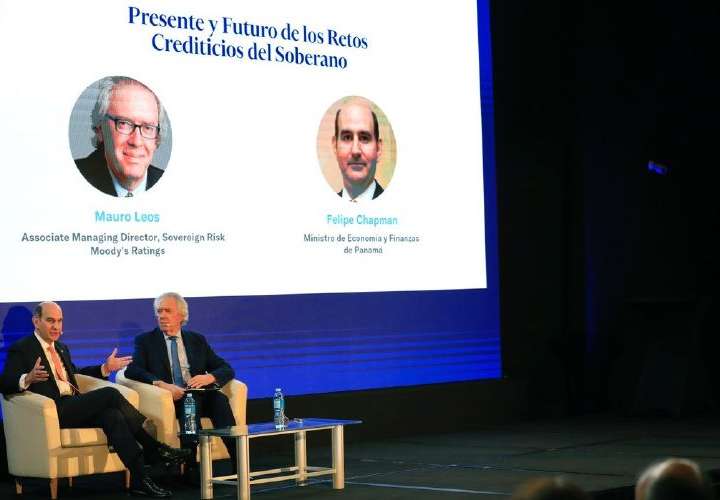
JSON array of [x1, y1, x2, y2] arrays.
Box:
[[3, 415, 720, 499]]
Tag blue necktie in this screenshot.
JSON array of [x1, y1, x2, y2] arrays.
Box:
[[169, 337, 184, 386]]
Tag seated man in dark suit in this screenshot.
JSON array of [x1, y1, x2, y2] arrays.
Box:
[[125, 292, 238, 476], [74, 76, 166, 197], [0, 302, 190, 498]]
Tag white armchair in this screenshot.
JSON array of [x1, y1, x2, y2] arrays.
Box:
[[115, 368, 247, 461], [1, 374, 139, 499]]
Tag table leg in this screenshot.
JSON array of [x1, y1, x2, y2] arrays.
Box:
[[237, 435, 250, 500], [331, 425, 344, 489], [294, 430, 307, 485], [200, 435, 213, 499]]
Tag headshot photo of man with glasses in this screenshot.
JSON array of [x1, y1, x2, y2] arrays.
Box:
[[71, 76, 171, 197]]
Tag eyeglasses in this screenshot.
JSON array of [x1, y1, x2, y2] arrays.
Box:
[[105, 114, 159, 139]]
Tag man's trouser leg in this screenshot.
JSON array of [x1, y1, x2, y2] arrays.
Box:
[[56, 387, 146, 480]]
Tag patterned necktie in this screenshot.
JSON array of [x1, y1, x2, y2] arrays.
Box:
[[48, 344, 67, 382], [169, 337, 184, 386]]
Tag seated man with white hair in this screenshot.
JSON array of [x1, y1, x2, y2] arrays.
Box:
[[125, 292, 237, 481]]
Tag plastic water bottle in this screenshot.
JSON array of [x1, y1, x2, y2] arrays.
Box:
[[273, 388, 286, 430], [184, 392, 197, 434]]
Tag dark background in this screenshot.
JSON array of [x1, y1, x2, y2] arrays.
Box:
[[491, 0, 719, 421]]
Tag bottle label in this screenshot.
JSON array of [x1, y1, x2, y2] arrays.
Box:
[[185, 395, 197, 434]]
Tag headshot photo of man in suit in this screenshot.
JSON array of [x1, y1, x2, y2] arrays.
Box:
[[334, 98, 384, 201], [317, 96, 396, 202], [73, 76, 169, 198], [0, 301, 189, 498], [125, 292, 237, 478]]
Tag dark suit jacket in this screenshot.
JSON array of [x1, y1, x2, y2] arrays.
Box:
[[74, 148, 164, 197], [0, 334, 103, 400], [337, 180, 384, 200], [125, 329, 234, 388]]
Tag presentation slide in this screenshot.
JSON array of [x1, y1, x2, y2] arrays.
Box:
[[0, 0, 500, 399]]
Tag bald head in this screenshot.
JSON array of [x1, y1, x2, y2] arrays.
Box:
[[636, 459, 704, 500], [32, 301, 63, 344]]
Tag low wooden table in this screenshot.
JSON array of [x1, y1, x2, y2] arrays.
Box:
[[198, 418, 361, 500]]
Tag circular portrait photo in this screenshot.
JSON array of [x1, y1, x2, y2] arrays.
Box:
[[317, 96, 396, 202], [68, 76, 172, 198]]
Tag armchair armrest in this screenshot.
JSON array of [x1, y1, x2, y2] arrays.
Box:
[[1, 391, 62, 460], [221, 379, 248, 428], [115, 369, 176, 445], [75, 374, 139, 408]]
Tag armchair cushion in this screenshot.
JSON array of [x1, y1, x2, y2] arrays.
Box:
[[59, 428, 108, 447], [116, 368, 247, 460]]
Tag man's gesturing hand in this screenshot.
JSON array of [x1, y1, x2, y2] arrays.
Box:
[[26, 357, 49, 385]]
